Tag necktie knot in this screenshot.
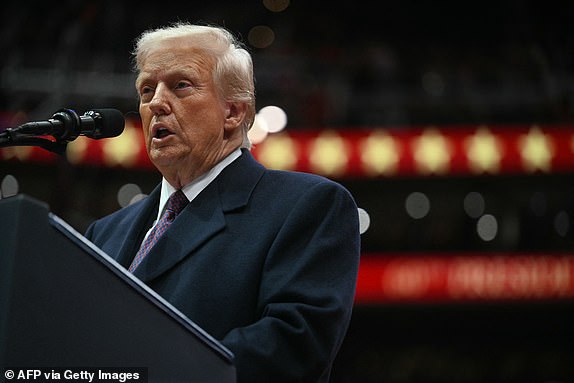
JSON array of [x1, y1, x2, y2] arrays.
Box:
[[128, 189, 188, 272], [165, 189, 188, 215]]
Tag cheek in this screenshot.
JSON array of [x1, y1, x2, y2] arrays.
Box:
[[183, 105, 226, 136], [139, 107, 153, 141]]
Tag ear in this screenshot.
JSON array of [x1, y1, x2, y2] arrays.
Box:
[[223, 101, 248, 133]]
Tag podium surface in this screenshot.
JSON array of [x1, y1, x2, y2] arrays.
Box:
[[0, 195, 235, 382]]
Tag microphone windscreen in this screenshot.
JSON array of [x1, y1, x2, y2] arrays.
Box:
[[92, 109, 125, 138]]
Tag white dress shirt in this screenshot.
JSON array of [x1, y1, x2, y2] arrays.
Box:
[[143, 148, 242, 241]]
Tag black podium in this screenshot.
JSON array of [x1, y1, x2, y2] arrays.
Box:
[[0, 195, 236, 382]]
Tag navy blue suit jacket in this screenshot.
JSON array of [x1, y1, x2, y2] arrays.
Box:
[[85, 149, 361, 383]]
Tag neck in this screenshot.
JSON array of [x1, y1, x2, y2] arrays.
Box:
[[162, 146, 241, 189]]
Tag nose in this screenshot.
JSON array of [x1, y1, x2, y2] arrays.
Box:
[[148, 83, 172, 116]]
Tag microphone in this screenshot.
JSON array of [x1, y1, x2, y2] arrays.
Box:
[[13, 108, 125, 142]]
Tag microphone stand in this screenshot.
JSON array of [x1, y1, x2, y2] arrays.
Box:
[[0, 128, 68, 155]]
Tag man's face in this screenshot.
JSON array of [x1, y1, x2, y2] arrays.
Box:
[[136, 38, 239, 187]]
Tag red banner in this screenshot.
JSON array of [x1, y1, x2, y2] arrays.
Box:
[[2, 120, 574, 178], [356, 253, 574, 304]]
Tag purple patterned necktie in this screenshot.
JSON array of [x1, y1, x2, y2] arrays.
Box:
[[129, 189, 189, 272]]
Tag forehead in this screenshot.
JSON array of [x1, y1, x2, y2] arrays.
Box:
[[137, 39, 214, 81]]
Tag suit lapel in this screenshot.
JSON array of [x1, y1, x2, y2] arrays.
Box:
[[114, 185, 160, 268], [132, 187, 226, 282], [133, 150, 266, 283]]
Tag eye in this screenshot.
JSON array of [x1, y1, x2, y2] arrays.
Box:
[[139, 86, 154, 102], [175, 81, 192, 90]]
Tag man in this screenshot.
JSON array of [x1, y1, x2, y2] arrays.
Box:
[[85, 22, 360, 383]]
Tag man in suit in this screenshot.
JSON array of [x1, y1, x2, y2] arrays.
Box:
[[85, 22, 361, 383]]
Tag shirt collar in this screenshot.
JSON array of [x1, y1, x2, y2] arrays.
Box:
[[156, 148, 242, 221]]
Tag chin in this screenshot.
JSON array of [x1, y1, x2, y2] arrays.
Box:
[[151, 149, 188, 170], [150, 152, 175, 167]]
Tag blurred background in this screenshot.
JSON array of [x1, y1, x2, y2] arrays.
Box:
[[1, 1, 574, 381]]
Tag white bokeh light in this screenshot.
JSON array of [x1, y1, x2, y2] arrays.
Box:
[[477, 214, 498, 241], [117, 183, 142, 207], [405, 192, 430, 219], [248, 114, 270, 144], [0, 175, 19, 198], [258, 105, 287, 133], [463, 191, 485, 218], [358, 207, 371, 234]]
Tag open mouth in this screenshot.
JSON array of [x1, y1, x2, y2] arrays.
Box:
[[154, 128, 173, 139]]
